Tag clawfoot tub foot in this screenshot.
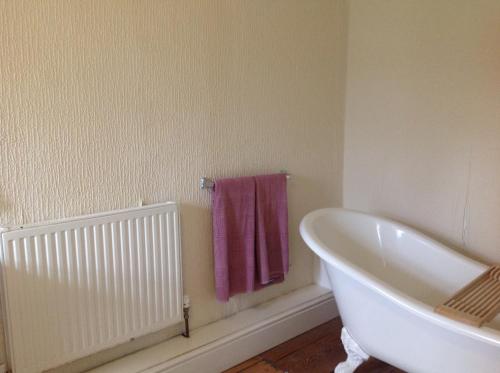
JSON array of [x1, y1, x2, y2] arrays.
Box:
[[333, 327, 370, 373]]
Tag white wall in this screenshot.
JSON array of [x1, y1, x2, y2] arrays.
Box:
[[344, 0, 500, 263], [0, 0, 347, 367]]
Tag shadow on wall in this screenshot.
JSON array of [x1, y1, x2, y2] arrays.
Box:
[[295, 174, 335, 208], [0, 194, 12, 223], [177, 202, 216, 302]]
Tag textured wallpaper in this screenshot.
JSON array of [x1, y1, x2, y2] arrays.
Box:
[[0, 0, 347, 368]]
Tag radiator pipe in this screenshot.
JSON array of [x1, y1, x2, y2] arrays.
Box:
[[182, 295, 190, 338]]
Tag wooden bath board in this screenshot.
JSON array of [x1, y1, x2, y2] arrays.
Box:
[[435, 265, 500, 327]]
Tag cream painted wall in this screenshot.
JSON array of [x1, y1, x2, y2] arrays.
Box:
[[344, 0, 500, 263], [0, 0, 347, 368]]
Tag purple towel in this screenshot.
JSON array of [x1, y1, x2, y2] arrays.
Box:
[[212, 176, 256, 302], [212, 174, 289, 302], [255, 174, 289, 285]]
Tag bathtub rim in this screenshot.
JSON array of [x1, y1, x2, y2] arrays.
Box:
[[300, 207, 500, 348]]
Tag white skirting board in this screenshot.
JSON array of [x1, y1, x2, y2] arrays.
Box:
[[90, 285, 338, 373]]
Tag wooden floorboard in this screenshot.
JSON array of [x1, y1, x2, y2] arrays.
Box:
[[272, 332, 344, 373], [223, 317, 404, 373], [237, 361, 285, 373], [224, 356, 265, 373], [357, 358, 405, 373]]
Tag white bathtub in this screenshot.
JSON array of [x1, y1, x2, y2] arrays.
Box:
[[300, 208, 500, 373]]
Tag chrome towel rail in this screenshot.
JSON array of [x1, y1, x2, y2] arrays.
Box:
[[200, 171, 290, 190]]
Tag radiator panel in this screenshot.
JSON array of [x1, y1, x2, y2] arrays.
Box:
[[0, 203, 182, 373]]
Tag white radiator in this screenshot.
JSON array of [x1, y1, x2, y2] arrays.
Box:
[[0, 202, 183, 373]]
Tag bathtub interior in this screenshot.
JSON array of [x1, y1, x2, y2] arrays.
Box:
[[310, 209, 489, 307]]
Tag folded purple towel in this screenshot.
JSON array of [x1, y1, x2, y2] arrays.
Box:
[[212, 174, 289, 302], [212, 176, 256, 302], [255, 174, 289, 285]]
